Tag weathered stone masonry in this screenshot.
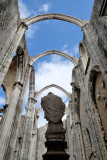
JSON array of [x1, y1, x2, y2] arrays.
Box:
[[0, 0, 107, 160]]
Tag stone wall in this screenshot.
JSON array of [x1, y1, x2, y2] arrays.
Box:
[[0, 0, 107, 160], [36, 124, 47, 160], [0, 0, 20, 64], [90, 0, 107, 54], [71, 0, 107, 159]]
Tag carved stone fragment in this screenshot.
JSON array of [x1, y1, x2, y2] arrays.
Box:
[[41, 92, 70, 160]]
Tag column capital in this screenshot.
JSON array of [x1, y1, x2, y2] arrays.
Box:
[[14, 82, 23, 88], [69, 100, 72, 103], [28, 64, 34, 69], [21, 22, 28, 30], [3, 104, 8, 110], [70, 82, 80, 91], [28, 97, 37, 103], [18, 137, 22, 144], [75, 121, 81, 125], [81, 23, 89, 31], [16, 46, 24, 56]]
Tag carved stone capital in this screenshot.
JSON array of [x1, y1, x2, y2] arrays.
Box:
[[3, 104, 8, 110], [28, 97, 37, 104], [14, 82, 23, 88], [70, 82, 80, 91], [21, 22, 28, 30], [81, 23, 89, 31], [28, 64, 34, 70], [16, 46, 24, 55], [18, 137, 22, 144], [75, 121, 81, 125]]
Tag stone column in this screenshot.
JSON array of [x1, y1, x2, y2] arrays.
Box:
[[0, 57, 32, 160], [19, 67, 37, 160], [0, 82, 23, 160], [9, 64, 32, 160], [19, 96, 37, 160], [0, 22, 27, 87], [29, 108, 41, 160], [71, 82, 86, 160], [0, 105, 8, 135], [66, 101, 73, 160]]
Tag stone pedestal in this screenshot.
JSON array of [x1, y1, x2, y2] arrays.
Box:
[[43, 141, 70, 160]]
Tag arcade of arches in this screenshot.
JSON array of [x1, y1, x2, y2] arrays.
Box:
[[0, 0, 107, 160]]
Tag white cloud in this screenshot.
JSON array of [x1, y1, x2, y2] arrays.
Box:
[[63, 44, 68, 49], [35, 55, 73, 108], [26, 25, 38, 39], [18, 0, 32, 18], [0, 97, 5, 105], [39, 3, 51, 13], [18, 1, 51, 39], [35, 57, 73, 92], [61, 44, 79, 57], [18, 1, 38, 39], [18, 1, 51, 18], [22, 55, 73, 127]]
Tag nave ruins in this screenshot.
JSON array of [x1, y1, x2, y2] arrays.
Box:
[[0, 0, 107, 160]]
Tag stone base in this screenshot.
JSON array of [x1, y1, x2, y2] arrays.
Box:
[[43, 141, 70, 160]]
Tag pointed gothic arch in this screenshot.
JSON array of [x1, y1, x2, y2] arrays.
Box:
[[22, 13, 88, 28], [35, 84, 72, 100], [30, 50, 78, 66]]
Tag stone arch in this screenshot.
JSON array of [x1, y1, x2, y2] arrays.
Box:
[[23, 13, 88, 28], [30, 50, 78, 66], [35, 84, 72, 100]]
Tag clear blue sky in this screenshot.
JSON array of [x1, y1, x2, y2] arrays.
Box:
[[0, 0, 94, 126]]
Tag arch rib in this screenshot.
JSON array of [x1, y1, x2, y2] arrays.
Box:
[[30, 50, 78, 66], [22, 13, 88, 28], [35, 84, 72, 99]]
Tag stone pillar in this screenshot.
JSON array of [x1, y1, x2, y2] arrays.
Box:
[[0, 58, 32, 160], [9, 65, 32, 160], [0, 105, 8, 134], [71, 82, 86, 160], [19, 67, 37, 160], [29, 108, 41, 160], [29, 66, 35, 95], [66, 101, 73, 160], [0, 22, 27, 87], [19, 96, 37, 160], [0, 82, 23, 160]]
